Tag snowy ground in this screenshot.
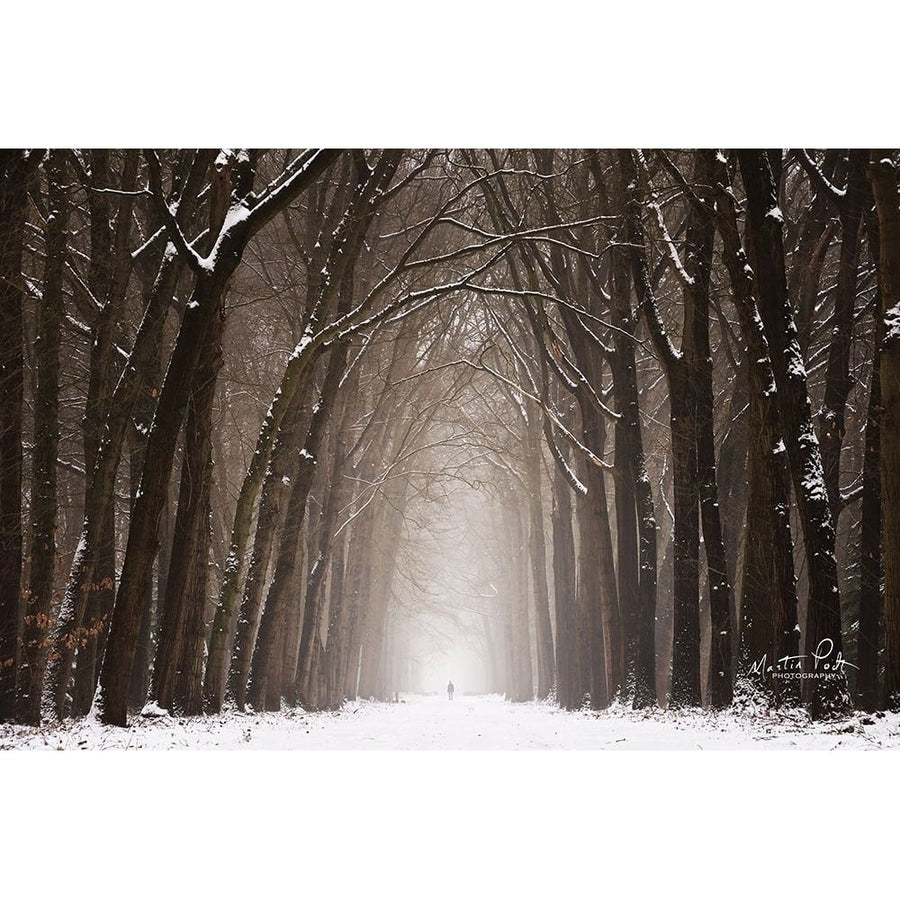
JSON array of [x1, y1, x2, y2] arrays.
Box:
[[2, 692, 899, 750]]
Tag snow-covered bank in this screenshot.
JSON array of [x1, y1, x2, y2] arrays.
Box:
[[2, 693, 898, 750]]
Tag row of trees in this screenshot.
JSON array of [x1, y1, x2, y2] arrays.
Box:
[[0, 148, 897, 728]]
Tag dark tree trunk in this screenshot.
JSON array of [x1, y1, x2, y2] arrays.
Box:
[[684, 151, 733, 709], [618, 150, 704, 708], [127, 335, 164, 712], [99, 263, 238, 725], [739, 373, 799, 704], [98, 149, 337, 725], [609, 245, 659, 709], [153, 310, 223, 714], [280, 521, 307, 708], [868, 153, 900, 710], [203, 151, 386, 712], [526, 151, 622, 705], [245, 439, 316, 710], [46, 151, 210, 719], [713, 153, 800, 704], [70, 505, 115, 716], [575, 441, 618, 709], [247, 335, 351, 711], [819, 151, 868, 521], [739, 149, 848, 718], [789, 150, 840, 356], [18, 151, 67, 724], [856, 343, 882, 711], [228, 386, 310, 710], [299, 365, 360, 710], [0, 150, 36, 722], [715, 366, 749, 680], [72, 151, 140, 717], [610, 361, 658, 708], [45, 254, 179, 717], [668, 371, 702, 707], [173, 474, 213, 717], [296, 419, 348, 708], [319, 389, 366, 709]]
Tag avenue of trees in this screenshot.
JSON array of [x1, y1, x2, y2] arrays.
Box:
[[0, 147, 898, 728]]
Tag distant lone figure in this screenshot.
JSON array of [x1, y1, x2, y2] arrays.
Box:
[[447, 680, 455, 701]]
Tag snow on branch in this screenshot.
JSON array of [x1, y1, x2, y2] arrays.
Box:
[[655, 150, 711, 219], [795, 149, 847, 204], [246, 149, 341, 238], [144, 150, 206, 276], [636, 150, 695, 289]]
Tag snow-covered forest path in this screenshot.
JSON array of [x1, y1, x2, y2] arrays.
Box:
[[3, 693, 899, 750]]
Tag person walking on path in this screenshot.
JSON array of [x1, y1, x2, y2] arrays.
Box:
[[447, 680, 454, 700]]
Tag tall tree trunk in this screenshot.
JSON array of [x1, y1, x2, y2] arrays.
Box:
[[45, 254, 178, 717], [72, 151, 140, 717], [296, 367, 359, 709], [739, 149, 847, 718], [247, 335, 351, 711], [296, 422, 347, 708], [97, 145, 340, 725], [18, 151, 67, 724], [685, 151, 733, 708], [99, 261, 238, 725], [715, 366, 749, 680], [524, 407, 554, 699], [572, 471, 592, 707], [856, 343, 882, 710], [609, 241, 659, 709], [340, 503, 377, 700], [668, 370, 702, 707], [713, 153, 800, 704], [574, 448, 614, 709], [127, 441, 155, 713], [245, 440, 315, 710], [0, 150, 36, 722], [46, 151, 209, 719], [173, 475, 213, 717], [610, 355, 658, 708], [70, 504, 115, 716], [227, 386, 310, 709], [203, 152, 387, 711], [618, 150, 704, 707], [505, 503, 534, 702], [127, 333, 164, 712], [868, 152, 900, 710], [152, 309, 223, 714], [280, 521, 307, 708], [789, 150, 840, 356], [321, 522, 347, 709], [527, 150, 622, 704], [819, 151, 868, 520], [551, 450, 578, 709]]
